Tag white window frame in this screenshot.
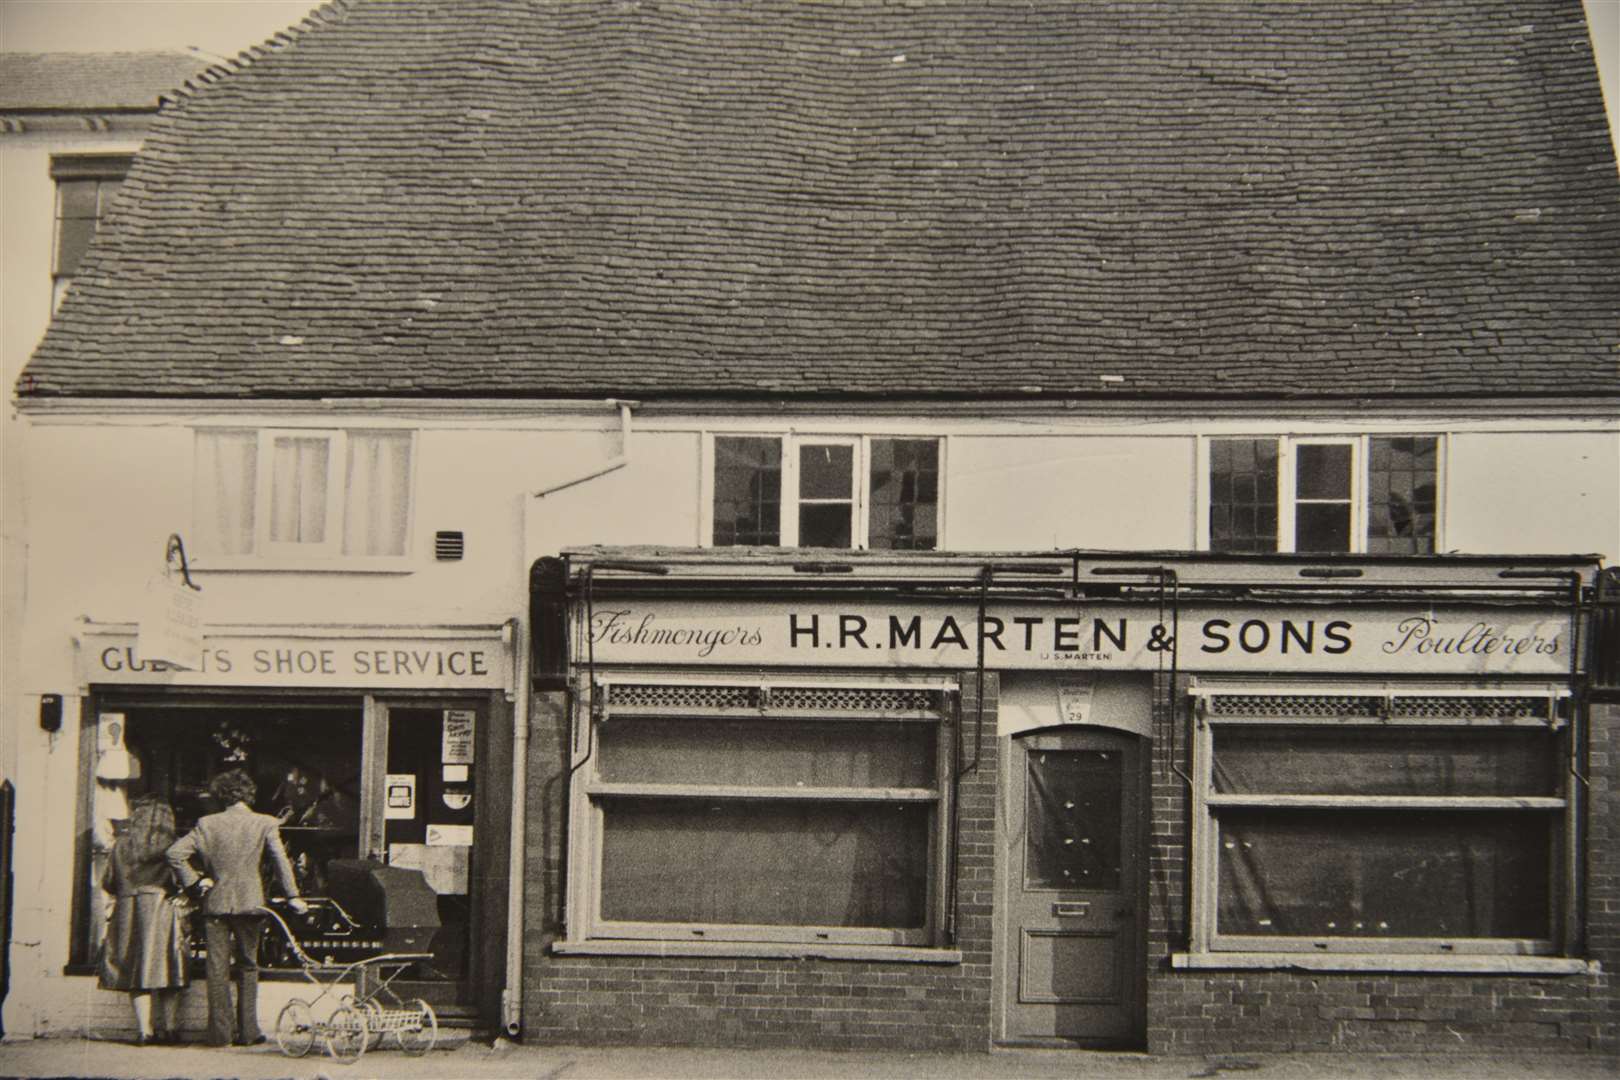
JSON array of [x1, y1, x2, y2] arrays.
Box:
[[1197, 434, 1445, 554], [700, 432, 944, 549], [1186, 680, 1574, 962], [192, 426, 417, 571], [562, 671, 957, 953]]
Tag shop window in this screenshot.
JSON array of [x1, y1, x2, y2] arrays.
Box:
[[194, 428, 413, 565], [1188, 686, 1571, 958], [1206, 436, 1438, 554], [568, 677, 954, 949], [77, 701, 363, 969], [50, 154, 133, 310], [709, 435, 939, 550]]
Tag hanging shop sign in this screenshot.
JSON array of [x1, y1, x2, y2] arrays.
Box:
[[79, 626, 512, 690], [579, 599, 1573, 676]]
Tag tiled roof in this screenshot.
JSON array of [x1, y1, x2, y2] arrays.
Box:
[[0, 52, 211, 111], [19, 0, 1620, 401]]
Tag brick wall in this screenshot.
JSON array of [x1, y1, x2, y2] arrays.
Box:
[[1146, 696, 1619, 1055], [519, 674, 1000, 1051]]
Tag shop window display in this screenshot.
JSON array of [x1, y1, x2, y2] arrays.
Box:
[[81, 703, 362, 970]]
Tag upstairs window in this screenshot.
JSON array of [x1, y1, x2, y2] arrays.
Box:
[[51, 154, 133, 310], [709, 434, 940, 550], [1206, 436, 1439, 554], [194, 428, 413, 564]]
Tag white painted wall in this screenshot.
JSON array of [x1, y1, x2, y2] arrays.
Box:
[[948, 435, 1196, 551], [1, 134, 145, 792], [1447, 431, 1620, 559]]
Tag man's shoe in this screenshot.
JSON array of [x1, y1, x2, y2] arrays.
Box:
[[234, 1034, 268, 1046]]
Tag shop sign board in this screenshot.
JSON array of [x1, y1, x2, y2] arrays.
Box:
[[81, 628, 512, 690], [134, 574, 204, 671], [581, 599, 1574, 676]]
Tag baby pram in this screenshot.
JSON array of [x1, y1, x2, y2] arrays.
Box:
[[258, 899, 438, 1064]]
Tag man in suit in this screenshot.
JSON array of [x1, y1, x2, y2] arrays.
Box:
[[167, 768, 309, 1047]]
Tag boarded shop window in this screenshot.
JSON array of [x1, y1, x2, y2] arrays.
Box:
[[1206, 436, 1439, 554], [708, 434, 940, 550], [1190, 686, 1569, 957], [570, 677, 953, 948], [50, 154, 133, 310], [193, 429, 413, 564]]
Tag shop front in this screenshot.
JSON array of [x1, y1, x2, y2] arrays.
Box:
[[523, 549, 1607, 1053], [68, 622, 517, 1025]]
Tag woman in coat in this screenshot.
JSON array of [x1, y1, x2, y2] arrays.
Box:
[[99, 794, 190, 1044]]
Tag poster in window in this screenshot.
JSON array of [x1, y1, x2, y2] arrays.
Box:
[[442, 710, 475, 765]]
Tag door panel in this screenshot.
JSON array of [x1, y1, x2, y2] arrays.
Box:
[[999, 728, 1145, 1047], [372, 702, 485, 1011]]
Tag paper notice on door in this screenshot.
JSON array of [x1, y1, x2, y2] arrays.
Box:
[[442, 710, 475, 764], [384, 774, 416, 820], [388, 842, 470, 894], [425, 823, 473, 846]]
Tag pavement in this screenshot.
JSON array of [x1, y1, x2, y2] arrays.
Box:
[[0, 1033, 1615, 1080]]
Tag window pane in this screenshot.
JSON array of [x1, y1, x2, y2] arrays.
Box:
[[270, 436, 330, 544], [1209, 439, 1278, 553], [1368, 436, 1438, 555], [194, 430, 258, 555], [1217, 809, 1552, 939], [600, 797, 930, 928], [1295, 444, 1351, 499], [799, 503, 852, 548], [1026, 749, 1122, 891], [713, 437, 780, 546], [1295, 502, 1351, 552], [799, 444, 853, 499], [869, 438, 939, 551], [599, 717, 937, 788], [1213, 727, 1558, 797], [343, 431, 411, 556]]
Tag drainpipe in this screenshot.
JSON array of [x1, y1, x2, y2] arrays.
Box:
[[503, 400, 637, 1037], [531, 400, 638, 498], [500, 615, 528, 1038]]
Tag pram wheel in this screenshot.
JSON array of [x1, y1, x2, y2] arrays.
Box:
[[275, 998, 315, 1058], [323, 1003, 367, 1063], [397, 999, 438, 1056]]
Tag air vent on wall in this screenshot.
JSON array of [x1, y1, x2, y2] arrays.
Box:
[[434, 531, 465, 561]]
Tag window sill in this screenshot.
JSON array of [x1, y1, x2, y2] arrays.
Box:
[[551, 939, 962, 964], [1171, 952, 1599, 975]]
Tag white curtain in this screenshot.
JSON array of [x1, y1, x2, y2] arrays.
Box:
[[343, 431, 411, 556], [270, 436, 329, 544], [194, 430, 257, 554]]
